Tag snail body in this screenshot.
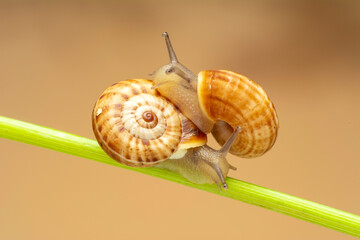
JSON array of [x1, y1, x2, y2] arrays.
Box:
[[92, 79, 238, 189]]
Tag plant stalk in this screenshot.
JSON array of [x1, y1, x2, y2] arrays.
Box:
[[0, 115, 359, 237]]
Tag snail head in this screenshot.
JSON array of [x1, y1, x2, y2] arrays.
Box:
[[151, 32, 214, 133], [152, 32, 198, 91]]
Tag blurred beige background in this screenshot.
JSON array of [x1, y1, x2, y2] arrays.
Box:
[[1, 1, 359, 239]]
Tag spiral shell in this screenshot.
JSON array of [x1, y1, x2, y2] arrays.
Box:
[[92, 79, 206, 167], [198, 70, 279, 158]]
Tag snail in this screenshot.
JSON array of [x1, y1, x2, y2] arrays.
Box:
[[92, 33, 279, 190], [92, 79, 240, 189], [152, 32, 279, 158]]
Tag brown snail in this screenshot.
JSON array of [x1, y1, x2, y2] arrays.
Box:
[[152, 32, 279, 158], [92, 33, 279, 190], [92, 79, 240, 189]]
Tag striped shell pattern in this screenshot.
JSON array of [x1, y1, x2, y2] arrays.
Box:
[[198, 70, 279, 158], [92, 79, 206, 167]]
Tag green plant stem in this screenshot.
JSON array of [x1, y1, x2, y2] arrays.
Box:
[[0, 115, 359, 237]]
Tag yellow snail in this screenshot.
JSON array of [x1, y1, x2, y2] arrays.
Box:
[[92, 33, 279, 190]]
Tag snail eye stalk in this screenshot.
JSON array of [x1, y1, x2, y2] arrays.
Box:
[[162, 32, 198, 84]]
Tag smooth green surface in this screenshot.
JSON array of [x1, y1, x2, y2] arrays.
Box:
[[1, 115, 359, 237]]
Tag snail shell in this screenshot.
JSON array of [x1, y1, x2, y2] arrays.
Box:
[[152, 69, 278, 158], [92, 79, 206, 167], [198, 70, 279, 158]]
